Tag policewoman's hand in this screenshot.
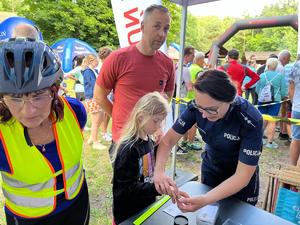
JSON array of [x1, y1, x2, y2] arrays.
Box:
[[153, 170, 179, 203], [177, 192, 208, 212]]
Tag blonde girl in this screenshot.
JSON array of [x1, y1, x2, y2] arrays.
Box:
[[112, 92, 169, 225], [82, 54, 106, 150]]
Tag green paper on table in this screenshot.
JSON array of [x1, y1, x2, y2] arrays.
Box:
[[133, 195, 171, 225]]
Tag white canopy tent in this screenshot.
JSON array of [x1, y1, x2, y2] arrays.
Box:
[[169, 0, 220, 179]]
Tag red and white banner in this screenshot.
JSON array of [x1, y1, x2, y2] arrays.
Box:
[[111, 0, 161, 48]]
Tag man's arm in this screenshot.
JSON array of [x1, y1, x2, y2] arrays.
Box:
[[288, 80, 295, 101], [243, 67, 260, 90], [93, 84, 113, 117]]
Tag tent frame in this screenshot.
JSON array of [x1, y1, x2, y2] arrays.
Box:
[[169, 0, 220, 180]]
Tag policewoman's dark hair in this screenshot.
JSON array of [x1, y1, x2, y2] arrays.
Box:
[[194, 69, 237, 102]]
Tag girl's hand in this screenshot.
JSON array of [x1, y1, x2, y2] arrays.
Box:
[[177, 193, 208, 212]]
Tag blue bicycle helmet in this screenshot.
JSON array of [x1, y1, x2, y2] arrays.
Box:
[[0, 38, 63, 94]]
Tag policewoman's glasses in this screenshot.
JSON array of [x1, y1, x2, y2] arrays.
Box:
[[3, 94, 53, 108], [191, 101, 221, 115]]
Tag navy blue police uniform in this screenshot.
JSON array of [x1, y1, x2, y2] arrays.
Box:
[[172, 96, 263, 205]]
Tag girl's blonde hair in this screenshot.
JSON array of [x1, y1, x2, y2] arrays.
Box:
[[114, 92, 169, 159], [82, 54, 98, 69]]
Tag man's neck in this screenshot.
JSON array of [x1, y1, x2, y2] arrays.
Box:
[[136, 41, 156, 56], [229, 58, 237, 63]]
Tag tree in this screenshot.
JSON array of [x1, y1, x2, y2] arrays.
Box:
[[0, 0, 23, 12], [17, 0, 118, 49], [162, 0, 181, 46], [1, 0, 297, 57]]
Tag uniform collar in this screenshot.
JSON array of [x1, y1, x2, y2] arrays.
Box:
[[223, 96, 240, 121]]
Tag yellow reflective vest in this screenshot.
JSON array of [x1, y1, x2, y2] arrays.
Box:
[[0, 98, 84, 218]]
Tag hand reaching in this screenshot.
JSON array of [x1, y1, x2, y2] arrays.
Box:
[[177, 192, 208, 212], [153, 171, 179, 203]]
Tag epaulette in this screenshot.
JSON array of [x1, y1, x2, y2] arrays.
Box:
[[235, 97, 263, 129]]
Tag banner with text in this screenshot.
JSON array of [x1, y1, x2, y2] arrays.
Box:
[[111, 0, 161, 48]]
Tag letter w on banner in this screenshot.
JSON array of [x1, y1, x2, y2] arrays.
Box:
[[111, 0, 162, 48]]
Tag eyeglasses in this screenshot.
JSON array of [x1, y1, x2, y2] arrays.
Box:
[[3, 94, 53, 108], [191, 101, 222, 115]]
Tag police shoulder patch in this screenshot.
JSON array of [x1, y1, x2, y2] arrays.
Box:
[[236, 99, 263, 129]]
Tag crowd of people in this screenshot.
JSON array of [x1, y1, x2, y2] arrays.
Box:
[[0, 3, 299, 225]]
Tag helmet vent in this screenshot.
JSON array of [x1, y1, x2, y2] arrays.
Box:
[[25, 51, 33, 67], [41, 54, 51, 75], [6, 51, 14, 68]]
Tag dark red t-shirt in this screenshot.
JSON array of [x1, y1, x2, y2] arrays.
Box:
[[97, 45, 175, 142]]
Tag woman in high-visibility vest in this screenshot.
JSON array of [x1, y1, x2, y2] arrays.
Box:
[[0, 39, 90, 225]]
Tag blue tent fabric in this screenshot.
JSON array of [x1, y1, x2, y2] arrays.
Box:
[[51, 38, 96, 73], [0, 17, 43, 40]]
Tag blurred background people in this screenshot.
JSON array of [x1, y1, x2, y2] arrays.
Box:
[[98, 47, 113, 142], [256, 58, 287, 149], [289, 57, 300, 166], [65, 55, 86, 101], [82, 54, 106, 150]]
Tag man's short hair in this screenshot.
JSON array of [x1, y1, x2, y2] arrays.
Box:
[[227, 49, 239, 60], [98, 47, 112, 60], [143, 4, 169, 22], [268, 53, 278, 59], [194, 52, 205, 62], [278, 50, 291, 60], [184, 46, 194, 56]]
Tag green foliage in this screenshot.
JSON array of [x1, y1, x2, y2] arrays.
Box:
[[162, 0, 181, 46], [17, 0, 118, 49], [222, 0, 298, 58], [0, 0, 23, 12], [165, 0, 298, 59], [0, 0, 298, 58]]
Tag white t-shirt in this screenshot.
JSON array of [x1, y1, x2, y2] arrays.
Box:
[[175, 64, 191, 98]]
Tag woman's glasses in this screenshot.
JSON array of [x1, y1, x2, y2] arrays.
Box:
[[3, 94, 53, 108], [191, 101, 221, 115]]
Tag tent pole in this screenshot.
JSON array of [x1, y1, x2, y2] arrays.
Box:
[[171, 0, 189, 180]]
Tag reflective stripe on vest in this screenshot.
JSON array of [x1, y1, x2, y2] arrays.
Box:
[[3, 189, 54, 208], [0, 97, 84, 218], [1, 173, 54, 191], [68, 167, 83, 198]]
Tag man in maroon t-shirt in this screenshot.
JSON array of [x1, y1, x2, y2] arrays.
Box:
[[94, 4, 175, 159], [219, 49, 260, 96]]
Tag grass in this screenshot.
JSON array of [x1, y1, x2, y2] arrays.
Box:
[[0, 124, 291, 225]]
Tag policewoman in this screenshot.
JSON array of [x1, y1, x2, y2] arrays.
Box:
[[154, 69, 263, 212], [0, 39, 89, 225]]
